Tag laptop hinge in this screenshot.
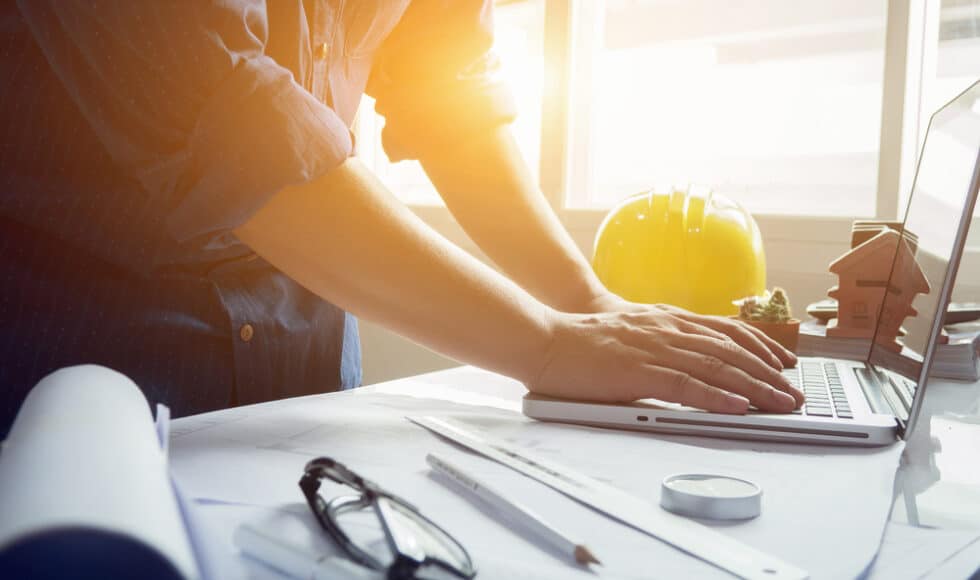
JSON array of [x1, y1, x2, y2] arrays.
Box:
[[855, 366, 909, 423]]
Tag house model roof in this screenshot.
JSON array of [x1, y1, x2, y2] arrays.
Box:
[[892, 238, 930, 296], [830, 229, 896, 277], [829, 229, 926, 293]]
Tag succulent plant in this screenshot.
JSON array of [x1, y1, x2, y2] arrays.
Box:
[[734, 287, 793, 323]]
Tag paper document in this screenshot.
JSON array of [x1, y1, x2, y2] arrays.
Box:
[[868, 522, 980, 579], [410, 416, 806, 580], [0, 365, 200, 579], [168, 371, 904, 580]]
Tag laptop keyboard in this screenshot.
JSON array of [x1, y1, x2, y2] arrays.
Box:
[[781, 361, 854, 419]]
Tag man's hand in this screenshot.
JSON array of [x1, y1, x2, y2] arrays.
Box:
[[527, 306, 804, 414], [582, 291, 798, 370]]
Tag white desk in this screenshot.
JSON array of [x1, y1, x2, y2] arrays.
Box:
[[870, 375, 980, 579], [169, 366, 980, 579]]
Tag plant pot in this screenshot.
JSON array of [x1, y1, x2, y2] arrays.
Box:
[[732, 318, 801, 353]]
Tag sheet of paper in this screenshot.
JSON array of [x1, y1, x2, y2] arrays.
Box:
[[170, 368, 904, 579], [157, 403, 172, 459], [410, 416, 806, 580], [924, 532, 980, 578], [867, 522, 980, 579], [0, 365, 199, 579], [191, 500, 637, 580]]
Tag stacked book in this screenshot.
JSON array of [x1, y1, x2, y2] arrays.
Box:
[[798, 319, 980, 381]]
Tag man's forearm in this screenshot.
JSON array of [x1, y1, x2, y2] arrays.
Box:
[[420, 126, 610, 313], [233, 158, 553, 382]]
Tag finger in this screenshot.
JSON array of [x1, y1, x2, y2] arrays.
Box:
[[616, 317, 780, 388], [625, 309, 732, 348], [676, 313, 788, 370], [671, 318, 730, 343], [732, 319, 798, 367], [658, 346, 797, 412], [672, 316, 785, 375], [631, 364, 750, 414], [744, 324, 798, 368], [666, 332, 805, 406]]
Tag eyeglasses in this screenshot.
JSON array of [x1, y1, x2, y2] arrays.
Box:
[[299, 457, 476, 580]]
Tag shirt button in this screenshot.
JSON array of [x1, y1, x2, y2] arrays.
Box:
[[313, 42, 329, 61], [239, 324, 254, 343]]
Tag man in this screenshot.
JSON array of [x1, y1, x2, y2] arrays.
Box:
[[0, 1, 802, 437]]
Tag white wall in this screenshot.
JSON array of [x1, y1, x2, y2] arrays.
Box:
[[359, 319, 458, 385]]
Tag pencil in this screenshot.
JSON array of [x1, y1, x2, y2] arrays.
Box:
[[426, 453, 601, 566]]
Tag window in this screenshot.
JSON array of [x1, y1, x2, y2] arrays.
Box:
[[356, 0, 978, 222], [567, 0, 888, 216], [927, 0, 980, 116], [904, 0, 980, 215]]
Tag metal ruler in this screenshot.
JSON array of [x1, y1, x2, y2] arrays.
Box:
[[408, 416, 807, 580]]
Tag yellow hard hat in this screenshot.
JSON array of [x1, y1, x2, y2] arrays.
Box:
[[592, 186, 766, 316]]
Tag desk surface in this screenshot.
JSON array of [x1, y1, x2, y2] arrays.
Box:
[[169, 366, 980, 579], [889, 373, 980, 532]]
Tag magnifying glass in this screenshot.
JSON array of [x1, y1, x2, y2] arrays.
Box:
[[660, 473, 762, 520]]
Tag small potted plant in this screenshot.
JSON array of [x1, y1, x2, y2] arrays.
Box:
[[733, 287, 801, 352]]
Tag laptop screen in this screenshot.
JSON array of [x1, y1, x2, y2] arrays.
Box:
[[868, 81, 980, 395]]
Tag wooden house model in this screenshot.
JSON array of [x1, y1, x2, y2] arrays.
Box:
[[827, 229, 930, 351]]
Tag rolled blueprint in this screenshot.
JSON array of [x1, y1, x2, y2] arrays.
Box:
[[0, 365, 199, 580]]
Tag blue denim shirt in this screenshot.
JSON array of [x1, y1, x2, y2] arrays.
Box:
[[0, 0, 514, 436]]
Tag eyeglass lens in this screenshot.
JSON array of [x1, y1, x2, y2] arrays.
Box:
[[332, 495, 473, 578]]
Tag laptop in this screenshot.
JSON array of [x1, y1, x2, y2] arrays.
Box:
[[524, 80, 980, 447]]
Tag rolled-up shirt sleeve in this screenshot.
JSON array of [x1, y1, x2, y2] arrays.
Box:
[[16, 0, 352, 243], [367, 0, 517, 162]]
